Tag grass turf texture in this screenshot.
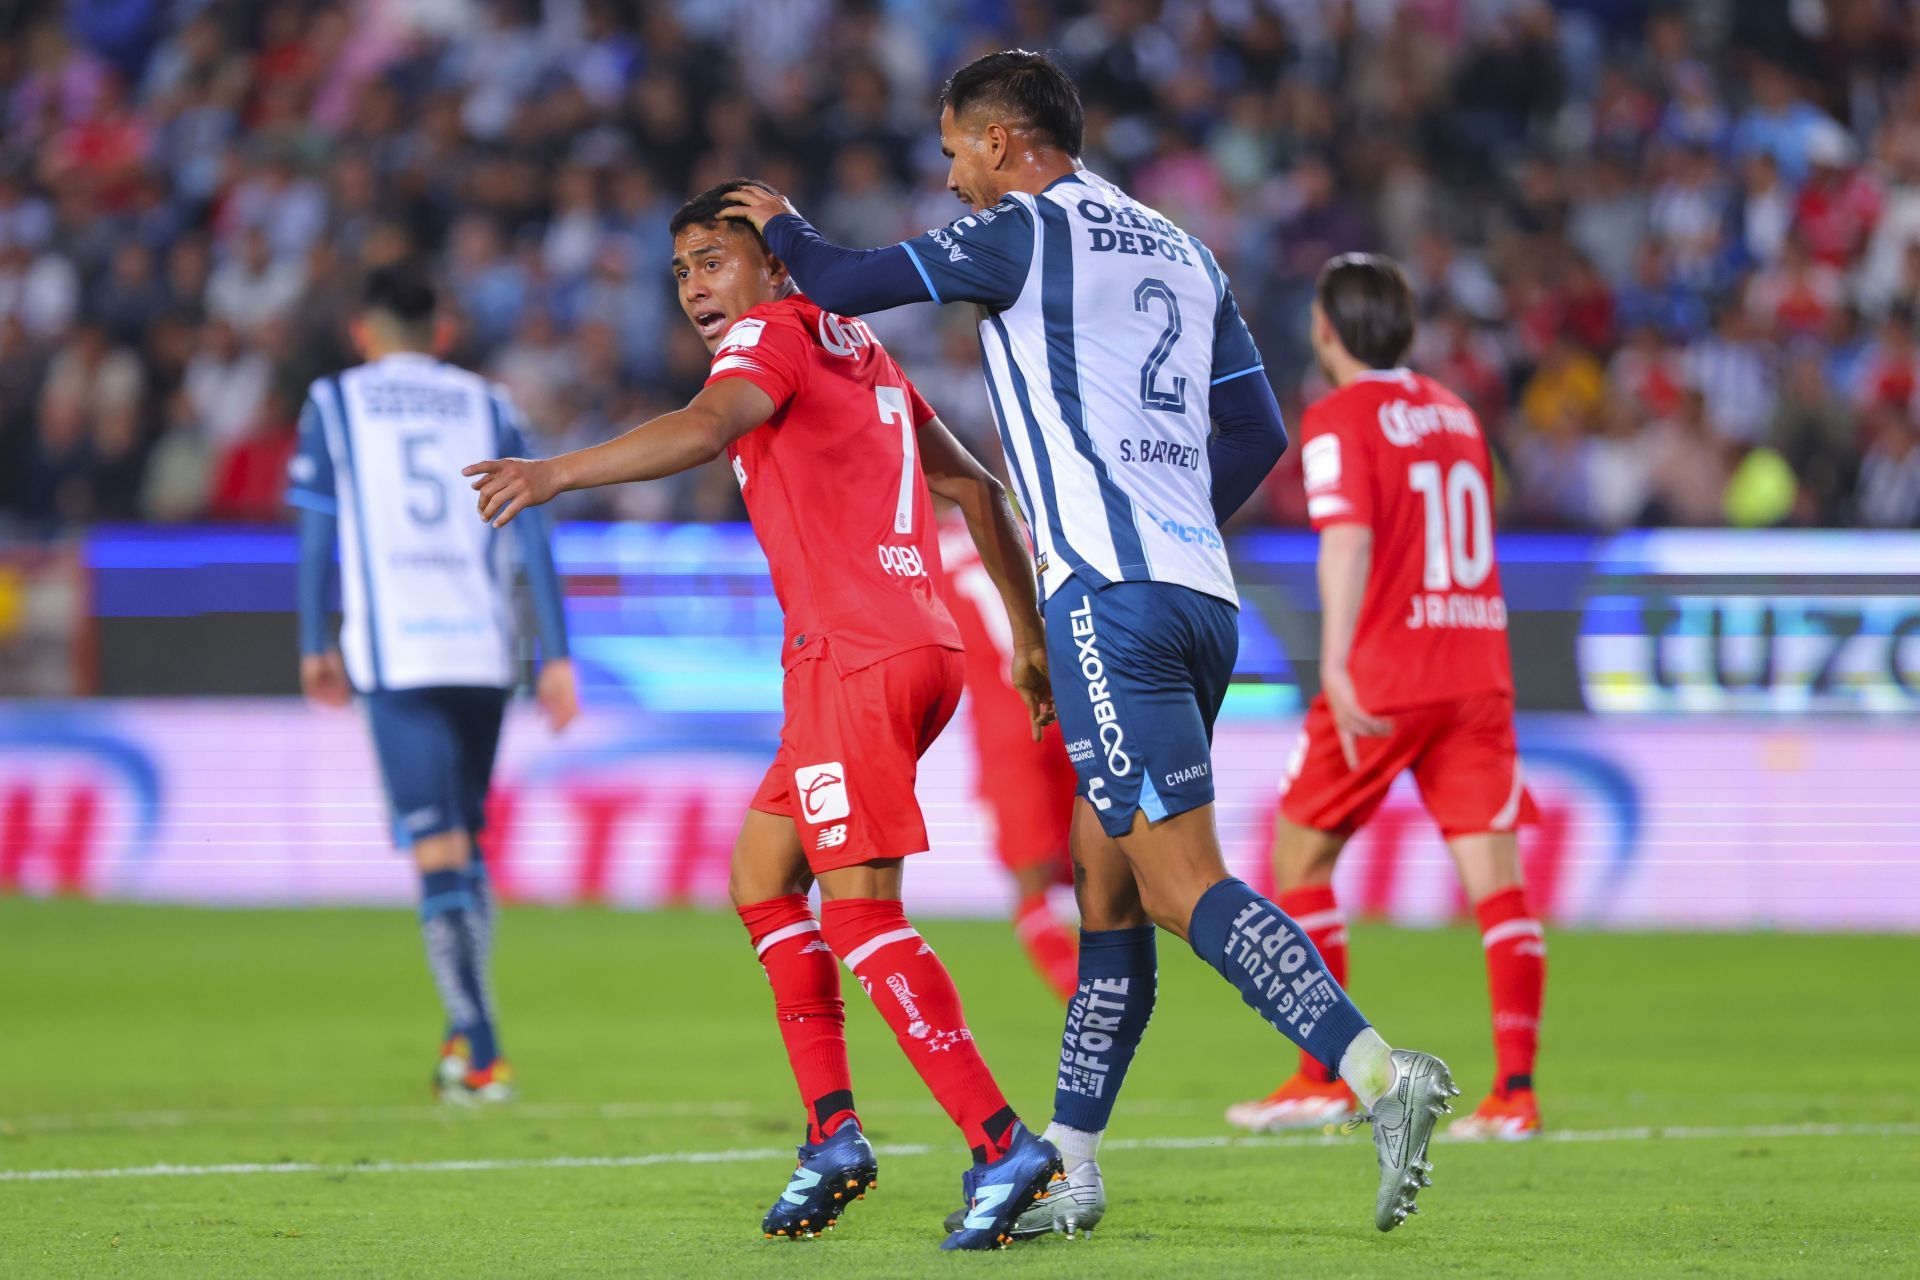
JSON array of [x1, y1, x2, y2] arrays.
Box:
[[1, 900, 1913, 1278]]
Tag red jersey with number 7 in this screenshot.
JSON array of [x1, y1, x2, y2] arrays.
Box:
[[704, 292, 962, 674], [1299, 367, 1513, 713]]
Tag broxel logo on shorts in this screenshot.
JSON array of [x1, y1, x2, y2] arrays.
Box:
[[1068, 598, 1130, 776], [794, 762, 849, 824]]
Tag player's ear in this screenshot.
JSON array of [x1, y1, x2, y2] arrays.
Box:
[[432, 316, 456, 357], [985, 121, 1010, 169], [765, 251, 790, 289]]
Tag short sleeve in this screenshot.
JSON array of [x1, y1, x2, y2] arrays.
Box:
[[704, 314, 809, 413], [905, 377, 936, 427], [1300, 403, 1371, 530], [898, 197, 1037, 309], [1194, 240, 1263, 386], [284, 387, 337, 514]]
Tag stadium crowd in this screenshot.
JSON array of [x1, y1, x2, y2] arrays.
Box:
[[1, 0, 1918, 533]]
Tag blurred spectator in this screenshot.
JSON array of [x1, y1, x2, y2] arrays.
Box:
[[1856, 407, 1920, 527], [1769, 344, 1859, 525], [0, 0, 1914, 534], [205, 226, 304, 331]]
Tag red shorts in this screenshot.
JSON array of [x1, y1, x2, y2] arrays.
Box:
[[751, 643, 964, 872], [1279, 690, 1535, 839], [969, 700, 1076, 880]]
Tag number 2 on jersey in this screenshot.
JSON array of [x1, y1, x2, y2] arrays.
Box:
[[876, 385, 914, 535], [1133, 278, 1187, 414], [1408, 460, 1491, 590]]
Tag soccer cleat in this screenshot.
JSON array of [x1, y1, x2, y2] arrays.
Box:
[[761, 1121, 878, 1241], [1225, 1072, 1358, 1132], [431, 1034, 470, 1098], [941, 1156, 1104, 1240], [1350, 1049, 1457, 1232], [444, 1060, 515, 1106], [1448, 1088, 1542, 1141], [939, 1123, 1064, 1251]]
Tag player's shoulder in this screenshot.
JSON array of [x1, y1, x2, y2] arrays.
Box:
[[718, 294, 815, 356]]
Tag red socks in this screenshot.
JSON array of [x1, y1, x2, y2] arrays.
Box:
[[1279, 885, 1349, 1085], [1475, 886, 1546, 1096], [737, 894, 855, 1144], [1014, 890, 1080, 1003], [820, 898, 1017, 1161]]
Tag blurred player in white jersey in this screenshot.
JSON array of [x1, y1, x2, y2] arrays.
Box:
[[287, 264, 577, 1103], [1225, 255, 1545, 1140]]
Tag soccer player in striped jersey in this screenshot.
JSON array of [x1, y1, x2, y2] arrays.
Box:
[[723, 50, 1458, 1237], [289, 264, 577, 1104]]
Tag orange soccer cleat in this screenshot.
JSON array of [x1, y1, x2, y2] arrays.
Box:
[[1224, 1072, 1358, 1132], [1447, 1087, 1541, 1141]]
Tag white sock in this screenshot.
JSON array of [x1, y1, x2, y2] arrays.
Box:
[[1339, 1028, 1396, 1110], [1042, 1121, 1101, 1171]]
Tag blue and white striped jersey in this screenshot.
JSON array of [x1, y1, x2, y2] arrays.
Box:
[[286, 353, 524, 692], [899, 170, 1263, 606]]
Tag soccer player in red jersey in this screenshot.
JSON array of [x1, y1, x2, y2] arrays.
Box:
[[1225, 255, 1546, 1141], [464, 181, 1067, 1248], [935, 510, 1080, 1001]]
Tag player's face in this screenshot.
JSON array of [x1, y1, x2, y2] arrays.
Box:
[[672, 223, 786, 352], [939, 104, 1002, 212]]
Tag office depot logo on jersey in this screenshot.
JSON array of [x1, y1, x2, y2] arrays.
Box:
[[794, 762, 850, 824]]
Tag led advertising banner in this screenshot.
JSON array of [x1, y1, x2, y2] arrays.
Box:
[[2, 700, 1913, 932]]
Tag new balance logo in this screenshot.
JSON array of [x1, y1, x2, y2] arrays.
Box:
[[816, 824, 848, 851], [780, 1165, 823, 1206], [963, 1183, 1013, 1230]]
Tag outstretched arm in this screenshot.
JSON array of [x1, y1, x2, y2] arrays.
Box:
[[722, 187, 1030, 316], [917, 414, 1055, 736], [463, 378, 776, 527]]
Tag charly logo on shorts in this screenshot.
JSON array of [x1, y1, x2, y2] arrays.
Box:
[[1068, 598, 1130, 776], [794, 762, 849, 824]]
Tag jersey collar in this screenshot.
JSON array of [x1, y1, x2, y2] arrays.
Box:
[[1353, 367, 1415, 385]]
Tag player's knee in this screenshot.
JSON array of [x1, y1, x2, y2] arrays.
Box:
[[410, 830, 470, 873]]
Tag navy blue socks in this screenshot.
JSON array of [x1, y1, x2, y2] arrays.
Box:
[[1187, 878, 1369, 1070]]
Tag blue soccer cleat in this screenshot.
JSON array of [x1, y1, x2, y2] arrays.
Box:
[[940, 1122, 1065, 1251], [761, 1121, 879, 1240]]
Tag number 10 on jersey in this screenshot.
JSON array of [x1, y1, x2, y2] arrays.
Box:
[[1408, 460, 1492, 590]]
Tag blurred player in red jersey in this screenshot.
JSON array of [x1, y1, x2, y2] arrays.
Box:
[[935, 509, 1080, 1001], [464, 181, 1068, 1249], [1225, 255, 1546, 1141]]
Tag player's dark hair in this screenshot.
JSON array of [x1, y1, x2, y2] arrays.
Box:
[[940, 50, 1084, 157], [1316, 253, 1416, 369], [362, 262, 437, 330], [670, 179, 777, 252]]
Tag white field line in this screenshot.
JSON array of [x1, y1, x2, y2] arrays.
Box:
[[4, 1094, 1910, 1135], [2, 1122, 1913, 1185]]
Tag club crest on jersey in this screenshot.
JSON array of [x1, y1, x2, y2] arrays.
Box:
[[817, 312, 873, 358], [794, 762, 850, 824]]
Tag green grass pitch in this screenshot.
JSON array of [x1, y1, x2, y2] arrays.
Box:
[[2, 899, 1914, 1277]]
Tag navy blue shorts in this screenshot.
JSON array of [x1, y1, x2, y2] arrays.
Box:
[[364, 686, 509, 847], [1044, 577, 1238, 837]]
